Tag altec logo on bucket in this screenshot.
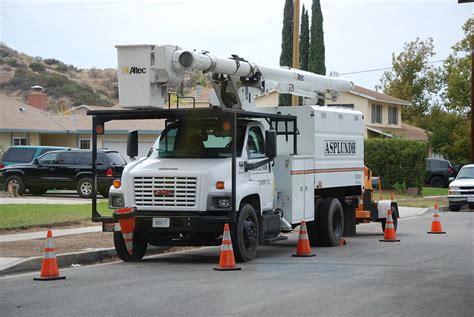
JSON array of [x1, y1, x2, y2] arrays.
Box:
[[324, 140, 356, 156], [121, 66, 147, 74]]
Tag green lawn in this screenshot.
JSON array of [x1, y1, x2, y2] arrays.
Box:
[[0, 202, 112, 230], [421, 187, 448, 197]]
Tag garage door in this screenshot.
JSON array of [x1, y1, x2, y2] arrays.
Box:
[[102, 141, 154, 162]]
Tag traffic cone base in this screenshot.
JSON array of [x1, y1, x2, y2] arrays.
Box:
[[214, 223, 241, 271], [379, 239, 400, 242], [427, 231, 446, 234], [34, 230, 65, 281], [292, 221, 315, 257], [291, 253, 316, 257]]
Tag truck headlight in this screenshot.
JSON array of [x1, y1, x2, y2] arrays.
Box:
[[218, 198, 230, 208], [449, 187, 460, 195], [109, 193, 124, 208]]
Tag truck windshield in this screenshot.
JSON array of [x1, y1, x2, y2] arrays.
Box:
[[457, 167, 474, 179], [154, 122, 245, 158]]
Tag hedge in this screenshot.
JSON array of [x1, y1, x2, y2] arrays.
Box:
[[365, 138, 428, 191]]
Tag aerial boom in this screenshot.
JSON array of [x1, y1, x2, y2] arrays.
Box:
[[116, 44, 354, 109]]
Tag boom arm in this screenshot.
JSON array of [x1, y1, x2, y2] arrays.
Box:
[[116, 44, 354, 109]]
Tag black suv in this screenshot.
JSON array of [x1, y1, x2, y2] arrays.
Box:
[[424, 158, 457, 188], [0, 149, 126, 198]]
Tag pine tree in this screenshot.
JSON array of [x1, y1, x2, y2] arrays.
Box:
[[299, 5, 310, 71], [309, 0, 326, 76], [279, 0, 293, 107]]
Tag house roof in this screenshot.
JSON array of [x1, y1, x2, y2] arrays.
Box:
[[367, 123, 428, 141], [0, 94, 164, 134], [350, 86, 412, 106]]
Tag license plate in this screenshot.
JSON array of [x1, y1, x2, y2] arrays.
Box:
[[152, 217, 170, 228], [468, 197, 474, 202]]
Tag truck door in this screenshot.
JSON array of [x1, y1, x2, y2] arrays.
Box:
[[247, 125, 273, 211]]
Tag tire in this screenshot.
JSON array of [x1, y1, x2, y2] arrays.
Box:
[[231, 204, 259, 262], [29, 188, 47, 196], [318, 198, 344, 247], [5, 175, 26, 195], [430, 176, 445, 188], [381, 205, 398, 232], [307, 198, 324, 247], [113, 231, 148, 262], [77, 177, 94, 198], [449, 204, 461, 212], [469, 204, 474, 210]]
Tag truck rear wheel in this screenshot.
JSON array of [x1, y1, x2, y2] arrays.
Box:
[[113, 231, 148, 262], [231, 204, 259, 262], [319, 198, 344, 246]]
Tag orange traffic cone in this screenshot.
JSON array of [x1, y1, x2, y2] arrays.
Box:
[[428, 203, 446, 234], [292, 221, 316, 257], [214, 223, 241, 271], [114, 207, 136, 255], [33, 230, 66, 281], [380, 209, 400, 242]]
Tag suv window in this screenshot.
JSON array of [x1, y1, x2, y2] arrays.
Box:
[[440, 161, 449, 169], [59, 152, 79, 165], [3, 148, 36, 163], [105, 152, 126, 165], [38, 152, 59, 165], [82, 152, 104, 165], [39, 148, 60, 156]]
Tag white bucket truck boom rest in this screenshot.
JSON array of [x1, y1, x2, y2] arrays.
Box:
[[88, 44, 368, 262]]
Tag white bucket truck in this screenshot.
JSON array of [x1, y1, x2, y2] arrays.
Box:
[[88, 45, 368, 262]]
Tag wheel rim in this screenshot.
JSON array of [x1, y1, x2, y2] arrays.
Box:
[[80, 181, 92, 195], [332, 209, 343, 237], [242, 216, 258, 251]]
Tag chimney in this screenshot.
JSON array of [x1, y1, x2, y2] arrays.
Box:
[[27, 85, 48, 110]]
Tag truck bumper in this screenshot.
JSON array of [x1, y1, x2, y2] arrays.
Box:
[[448, 195, 474, 206]]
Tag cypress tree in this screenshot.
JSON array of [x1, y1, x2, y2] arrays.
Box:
[[299, 5, 310, 71], [309, 0, 326, 76], [309, 0, 326, 105], [278, 0, 293, 107]]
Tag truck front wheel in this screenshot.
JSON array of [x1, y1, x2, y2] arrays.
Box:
[[319, 198, 344, 246], [113, 231, 148, 262], [231, 204, 259, 262]]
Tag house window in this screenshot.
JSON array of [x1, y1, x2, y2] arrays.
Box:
[[13, 137, 28, 146], [388, 107, 398, 125], [371, 104, 382, 124], [80, 139, 91, 149], [327, 104, 355, 109]]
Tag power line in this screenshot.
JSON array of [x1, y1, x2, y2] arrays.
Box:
[[339, 59, 445, 75]]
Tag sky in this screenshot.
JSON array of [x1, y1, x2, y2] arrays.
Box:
[[0, 0, 472, 90]]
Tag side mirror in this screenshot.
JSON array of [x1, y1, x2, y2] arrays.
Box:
[[265, 130, 277, 159], [448, 177, 455, 182], [127, 130, 139, 159]]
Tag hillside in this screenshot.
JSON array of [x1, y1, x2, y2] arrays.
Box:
[[0, 43, 118, 111]]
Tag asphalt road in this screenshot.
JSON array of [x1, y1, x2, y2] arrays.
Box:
[[1, 212, 473, 316]]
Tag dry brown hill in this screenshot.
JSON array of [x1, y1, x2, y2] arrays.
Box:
[[0, 43, 118, 112]]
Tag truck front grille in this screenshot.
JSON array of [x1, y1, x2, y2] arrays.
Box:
[[134, 176, 197, 207]]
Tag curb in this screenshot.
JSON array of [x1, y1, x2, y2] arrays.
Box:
[[0, 246, 168, 276]]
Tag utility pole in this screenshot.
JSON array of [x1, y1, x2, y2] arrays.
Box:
[[292, 0, 300, 106]]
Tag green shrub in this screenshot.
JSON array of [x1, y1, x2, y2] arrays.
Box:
[[44, 58, 60, 65], [29, 62, 46, 72], [365, 138, 428, 192]]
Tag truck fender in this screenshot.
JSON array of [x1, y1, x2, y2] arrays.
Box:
[[236, 182, 262, 214]]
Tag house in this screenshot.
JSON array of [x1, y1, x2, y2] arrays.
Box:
[[254, 85, 428, 142], [0, 94, 164, 160]]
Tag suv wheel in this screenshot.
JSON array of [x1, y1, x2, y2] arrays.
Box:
[[77, 177, 94, 198], [5, 175, 26, 195], [430, 176, 445, 188]]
